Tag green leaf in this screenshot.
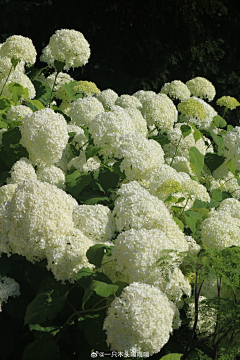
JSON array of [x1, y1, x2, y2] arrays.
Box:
[[148, 134, 170, 147], [83, 312, 109, 351], [164, 195, 178, 203], [65, 169, 91, 198], [0, 96, 12, 114], [227, 160, 235, 176], [29, 324, 60, 338], [180, 124, 192, 138], [185, 210, 202, 220], [32, 79, 52, 106], [54, 60, 66, 73], [78, 189, 109, 205], [11, 57, 21, 69], [112, 160, 126, 179], [204, 153, 226, 173], [62, 80, 84, 101], [189, 147, 204, 178], [24, 290, 66, 325], [159, 354, 183, 360], [227, 124, 234, 132], [85, 145, 103, 161], [69, 143, 80, 156], [37, 276, 69, 296], [189, 123, 202, 142], [211, 189, 223, 202], [173, 217, 184, 231], [82, 280, 119, 309], [25, 99, 45, 111], [8, 82, 24, 104], [22, 339, 59, 360], [67, 131, 76, 143], [212, 115, 227, 128], [0, 120, 8, 129], [52, 106, 72, 124], [184, 214, 197, 233], [209, 130, 225, 155], [86, 244, 114, 268], [98, 168, 120, 191], [2, 127, 29, 167]]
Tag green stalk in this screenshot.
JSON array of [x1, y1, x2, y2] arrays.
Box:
[[0, 64, 13, 97]]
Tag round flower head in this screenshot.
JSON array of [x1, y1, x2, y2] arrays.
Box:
[[141, 93, 178, 132], [73, 80, 100, 96], [20, 108, 69, 165], [112, 181, 188, 252], [103, 282, 181, 356], [178, 98, 206, 120], [0, 55, 25, 80], [6, 157, 37, 184], [133, 90, 157, 105], [68, 96, 104, 127], [88, 107, 137, 157], [0, 276, 20, 312], [165, 156, 197, 177], [1, 179, 77, 263], [200, 210, 240, 250], [216, 96, 240, 110], [112, 228, 190, 305], [178, 97, 218, 131], [0, 35, 37, 65], [40, 45, 55, 68], [186, 77, 216, 102], [160, 80, 191, 101], [0, 184, 18, 205], [96, 89, 118, 109], [67, 150, 101, 173], [223, 126, 240, 172], [48, 29, 90, 70], [115, 94, 142, 109], [46, 228, 95, 283], [0, 71, 36, 99], [36, 163, 66, 190], [6, 105, 33, 121], [115, 133, 165, 181], [72, 204, 116, 242], [124, 108, 148, 137]]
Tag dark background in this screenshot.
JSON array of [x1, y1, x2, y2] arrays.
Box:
[[1, 0, 240, 126]]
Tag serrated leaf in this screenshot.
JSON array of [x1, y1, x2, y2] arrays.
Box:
[[54, 60, 66, 73], [184, 214, 197, 233], [180, 124, 192, 138], [86, 244, 114, 267], [211, 189, 223, 202], [212, 115, 227, 128], [82, 280, 119, 309], [65, 170, 91, 198], [148, 134, 170, 146], [85, 146, 103, 161], [189, 147, 204, 178], [204, 153, 226, 173], [173, 217, 184, 231], [185, 210, 202, 220], [22, 339, 59, 360]]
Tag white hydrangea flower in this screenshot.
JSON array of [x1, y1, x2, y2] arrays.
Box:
[[46, 228, 95, 283], [0, 179, 77, 262], [133, 90, 157, 105], [36, 163, 66, 189], [0, 56, 25, 80], [115, 94, 142, 109], [6, 105, 33, 121], [6, 157, 37, 184], [43, 72, 74, 95], [187, 295, 217, 336], [0, 276, 20, 312], [0, 71, 36, 99], [48, 29, 91, 70], [0, 184, 18, 205], [163, 122, 207, 159], [165, 156, 197, 177], [186, 77, 216, 102], [184, 235, 201, 256], [88, 107, 137, 158], [200, 210, 240, 250], [205, 171, 240, 201], [141, 94, 178, 133], [97, 251, 129, 284], [115, 133, 165, 181], [103, 282, 180, 355], [72, 204, 116, 242], [160, 80, 191, 101], [54, 143, 76, 173], [223, 126, 240, 171], [0, 35, 37, 65], [217, 197, 240, 219], [178, 171, 211, 203], [112, 181, 189, 251], [67, 150, 101, 173], [20, 108, 69, 165], [178, 97, 218, 131], [124, 108, 148, 137], [96, 89, 118, 109], [40, 45, 55, 69], [112, 228, 190, 305], [68, 96, 104, 127]]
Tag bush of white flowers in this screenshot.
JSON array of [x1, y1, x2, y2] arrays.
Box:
[[0, 29, 240, 360]]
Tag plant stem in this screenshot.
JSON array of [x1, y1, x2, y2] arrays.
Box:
[[0, 65, 13, 97]]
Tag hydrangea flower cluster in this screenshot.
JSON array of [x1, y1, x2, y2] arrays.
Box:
[[160, 80, 191, 101], [0, 35, 37, 65], [103, 282, 181, 355], [0, 55, 25, 80], [124, 108, 148, 137], [47, 29, 91, 70], [177, 98, 207, 120], [223, 126, 240, 171], [0, 71, 36, 99], [68, 96, 104, 127], [6, 105, 33, 121], [36, 163, 66, 190], [0, 275, 21, 312], [20, 108, 69, 165], [67, 150, 101, 173], [73, 80, 101, 95], [216, 96, 240, 110], [133, 90, 157, 105], [186, 77, 216, 102], [115, 133, 165, 180], [0, 184, 18, 205], [43, 72, 74, 97], [96, 89, 118, 109], [115, 94, 142, 109], [6, 157, 37, 184], [141, 93, 178, 133]]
